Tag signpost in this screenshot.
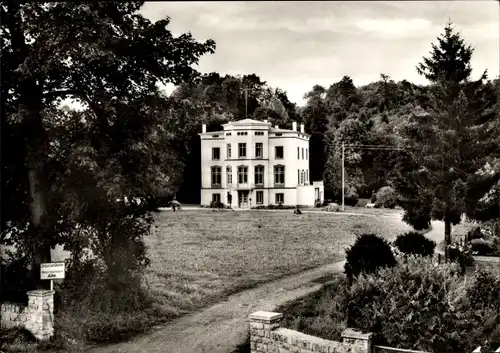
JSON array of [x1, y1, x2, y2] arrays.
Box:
[[40, 262, 65, 290]]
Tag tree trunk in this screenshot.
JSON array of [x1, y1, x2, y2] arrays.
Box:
[[444, 215, 452, 262], [28, 169, 52, 290], [25, 108, 52, 290]]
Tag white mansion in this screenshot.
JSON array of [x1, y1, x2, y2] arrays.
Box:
[[199, 118, 324, 208]]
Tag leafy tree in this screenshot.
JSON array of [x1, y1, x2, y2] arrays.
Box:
[[1, 1, 215, 287], [375, 186, 398, 209], [323, 118, 369, 199], [302, 85, 330, 183], [393, 21, 498, 258]]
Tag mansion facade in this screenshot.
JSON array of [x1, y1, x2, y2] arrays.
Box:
[[199, 118, 324, 208]]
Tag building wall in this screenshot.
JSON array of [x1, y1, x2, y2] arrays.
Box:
[[200, 120, 319, 207]]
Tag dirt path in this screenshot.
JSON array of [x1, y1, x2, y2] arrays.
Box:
[[425, 221, 445, 255], [92, 261, 345, 353], [91, 212, 408, 353]]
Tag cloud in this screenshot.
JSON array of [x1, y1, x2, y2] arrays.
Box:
[[139, 1, 499, 106], [354, 18, 434, 39]]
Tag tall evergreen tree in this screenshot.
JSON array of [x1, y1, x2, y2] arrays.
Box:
[[394, 21, 498, 259]]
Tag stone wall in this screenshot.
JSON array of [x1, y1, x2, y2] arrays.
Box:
[[1, 289, 55, 340], [249, 311, 373, 353]]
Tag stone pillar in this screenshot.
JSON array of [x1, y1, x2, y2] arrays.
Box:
[[342, 328, 373, 353], [26, 289, 55, 340], [249, 311, 282, 353]]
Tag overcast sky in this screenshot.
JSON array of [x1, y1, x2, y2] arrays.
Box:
[[140, 1, 499, 106]]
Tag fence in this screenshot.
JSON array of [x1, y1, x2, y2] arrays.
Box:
[[374, 346, 429, 353]]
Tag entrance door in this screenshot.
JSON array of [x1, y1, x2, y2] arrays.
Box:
[[238, 190, 249, 208]]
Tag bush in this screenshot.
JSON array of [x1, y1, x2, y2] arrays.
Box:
[[393, 231, 436, 257], [467, 226, 484, 242], [325, 203, 341, 212], [370, 192, 377, 203], [448, 245, 474, 274], [345, 258, 496, 352], [54, 260, 172, 345], [470, 238, 499, 256], [0, 256, 35, 303], [344, 233, 397, 279], [210, 200, 225, 209], [375, 186, 397, 209], [344, 187, 359, 207], [281, 258, 500, 353]]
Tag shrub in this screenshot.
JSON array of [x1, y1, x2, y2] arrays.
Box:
[[375, 186, 397, 209], [393, 231, 436, 257], [345, 257, 486, 353], [282, 258, 500, 353], [448, 245, 474, 274], [210, 200, 225, 209], [344, 187, 359, 207], [344, 233, 397, 279], [470, 238, 499, 256], [370, 192, 377, 203], [0, 256, 35, 303], [325, 203, 341, 212], [467, 226, 484, 242]]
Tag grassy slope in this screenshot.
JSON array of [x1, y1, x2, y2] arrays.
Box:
[[145, 209, 411, 315]]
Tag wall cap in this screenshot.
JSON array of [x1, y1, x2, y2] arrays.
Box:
[[26, 290, 55, 297], [341, 328, 373, 340], [249, 311, 283, 322]]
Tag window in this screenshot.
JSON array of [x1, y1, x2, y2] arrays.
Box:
[[238, 143, 247, 158], [212, 193, 221, 203], [255, 165, 264, 186], [306, 169, 309, 183], [227, 144, 231, 158], [238, 166, 248, 184], [306, 148, 308, 160], [226, 132, 231, 136], [213, 135, 219, 138], [255, 131, 264, 136], [227, 166, 232, 184], [256, 191, 264, 204], [255, 143, 263, 159], [298, 169, 300, 184], [275, 133, 282, 137], [301, 170, 304, 185], [297, 147, 300, 159], [211, 166, 221, 186], [275, 193, 284, 204], [237, 131, 248, 136], [274, 165, 285, 185], [302, 148, 304, 160], [212, 147, 220, 160], [275, 146, 284, 159]]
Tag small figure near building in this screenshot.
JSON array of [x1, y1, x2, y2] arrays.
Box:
[[294, 206, 302, 215]]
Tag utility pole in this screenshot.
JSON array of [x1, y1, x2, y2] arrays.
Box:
[[243, 87, 249, 118], [341, 142, 345, 211]]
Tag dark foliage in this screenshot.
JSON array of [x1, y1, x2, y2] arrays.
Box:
[[344, 233, 397, 279], [448, 246, 474, 274], [394, 231, 436, 257]]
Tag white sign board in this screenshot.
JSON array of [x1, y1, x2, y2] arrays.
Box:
[[40, 262, 65, 280]]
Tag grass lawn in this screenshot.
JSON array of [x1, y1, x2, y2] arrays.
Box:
[[144, 209, 413, 316]]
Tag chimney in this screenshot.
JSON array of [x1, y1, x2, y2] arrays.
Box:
[[263, 119, 268, 123], [275, 125, 279, 129], [292, 121, 297, 131], [300, 123, 304, 133], [202, 124, 206, 133]]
